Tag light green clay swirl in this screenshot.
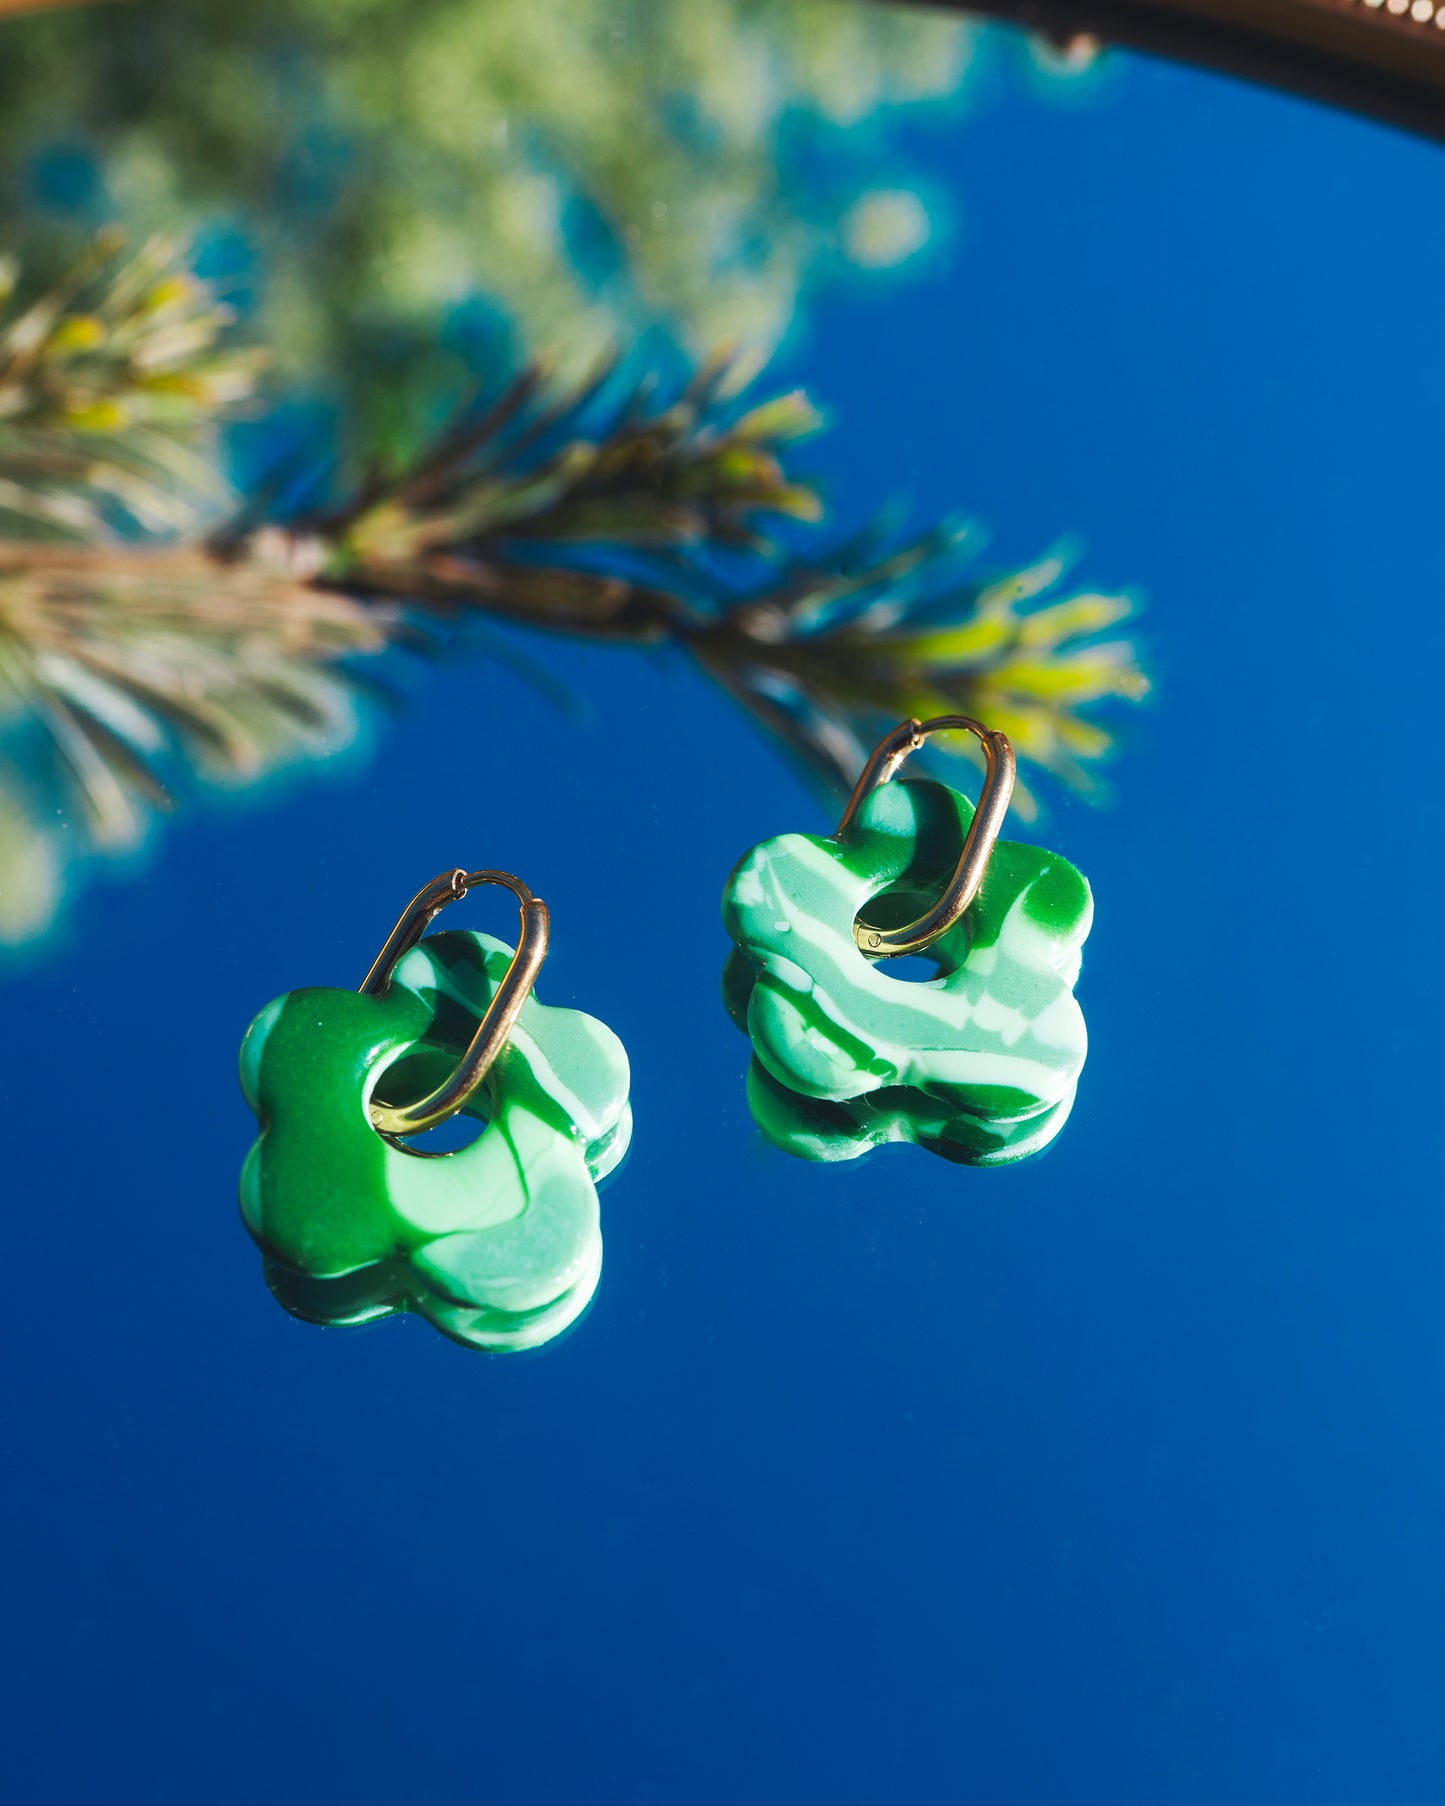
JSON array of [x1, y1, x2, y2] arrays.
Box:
[[721, 776, 1091, 1165], [239, 929, 631, 1352]]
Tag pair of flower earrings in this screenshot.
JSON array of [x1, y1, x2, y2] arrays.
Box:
[[239, 715, 1093, 1354]]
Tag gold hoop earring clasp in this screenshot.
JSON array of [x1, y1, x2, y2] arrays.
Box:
[[359, 868, 550, 1136], [836, 715, 1016, 959]]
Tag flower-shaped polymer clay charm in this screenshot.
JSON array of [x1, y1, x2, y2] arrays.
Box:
[[240, 886, 631, 1352], [721, 718, 1091, 1167]]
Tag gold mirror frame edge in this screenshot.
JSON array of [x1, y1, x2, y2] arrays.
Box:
[[905, 0, 1445, 144]]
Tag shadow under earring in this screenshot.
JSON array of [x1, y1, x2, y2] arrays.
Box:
[[721, 716, 1091, 1167], [239, 868, 631, 1352]]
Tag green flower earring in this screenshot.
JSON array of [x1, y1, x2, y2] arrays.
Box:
[[239, 868, 631, 1352], [721, 716, 1092, 1167]]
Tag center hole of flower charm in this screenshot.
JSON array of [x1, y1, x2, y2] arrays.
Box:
[[878, 951, 948, 984], [854, 883, 961, 983], [392, 1113, 486, 1155], [371, 1044, 492, 1157]]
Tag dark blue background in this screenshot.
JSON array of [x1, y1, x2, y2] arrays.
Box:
[[5, 43, 1445, 1805]]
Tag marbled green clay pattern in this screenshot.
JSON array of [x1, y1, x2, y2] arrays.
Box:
[[721, 775, 1091, 1166], [239, 929, 631, 1352]]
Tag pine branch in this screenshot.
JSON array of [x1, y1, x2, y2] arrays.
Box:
[[687, 532, 1149, 817], [0, 538, 392, 864], [258, 354, 822, 640], [0, 261, 1149, 945], [0, 231, 266, 539]]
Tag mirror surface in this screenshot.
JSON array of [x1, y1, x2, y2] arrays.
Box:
[[1, 5, 1442, 1801]]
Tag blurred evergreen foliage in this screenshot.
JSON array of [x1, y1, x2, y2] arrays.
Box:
[[0, 0, 975, 445]]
